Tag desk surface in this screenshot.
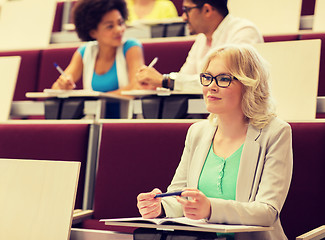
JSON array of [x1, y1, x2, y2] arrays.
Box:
[[122, 89, 202, 98], [101, 217, 273, 233], [26, 89, 131, 101]]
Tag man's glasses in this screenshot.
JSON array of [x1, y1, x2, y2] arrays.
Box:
[[200, 73, 237, 88], [182, 5, 200, 16]]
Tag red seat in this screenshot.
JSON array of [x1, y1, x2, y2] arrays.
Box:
[[0, 123, 90, 209], [263, 34, 300, 42], [301, 0, 316, 15], [0, 50, 41, 100], [171, 0, 183, 16], [37, 47, 80, 91], [142, 40, 194, 74], [281, 122, 325, 240], [81, 122, 192, 232]]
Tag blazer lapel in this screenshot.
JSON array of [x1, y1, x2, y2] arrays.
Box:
[[188, 124, 217, 188], [236, 124, 261, 202]]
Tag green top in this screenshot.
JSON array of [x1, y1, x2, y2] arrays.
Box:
[[198, 143, 243, 240]]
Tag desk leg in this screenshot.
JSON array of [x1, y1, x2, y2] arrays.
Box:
[[120, 100, 132, 119], [44, 99, 62, 119], [95, 99, 106, 121]]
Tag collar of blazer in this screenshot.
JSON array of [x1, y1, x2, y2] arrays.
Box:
[[236, 124, 262, 202]]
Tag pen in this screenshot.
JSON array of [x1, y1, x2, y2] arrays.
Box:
[[154, 191, 183, 198], [148, 57, 158, 68], [53, 62, 76, 88]]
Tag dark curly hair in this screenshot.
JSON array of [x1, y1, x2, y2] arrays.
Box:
[[73, 0, 128, 41], [191, 0, 228, 17]]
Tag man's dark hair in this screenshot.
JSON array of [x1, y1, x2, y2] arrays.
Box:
[[73, 0, 128, 41], [192, 0, 229, 17]]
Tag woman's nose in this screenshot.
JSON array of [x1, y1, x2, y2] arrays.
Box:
[[208, 80, 219, 91]]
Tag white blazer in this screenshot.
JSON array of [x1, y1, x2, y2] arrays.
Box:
[[162, 117, 293, 240]]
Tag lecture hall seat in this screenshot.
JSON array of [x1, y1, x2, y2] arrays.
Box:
[[80, 121, 193, 232], [142, 40, 194, 74], [37, 47, 81, 91], [0, 123, 90, 210], [0, 50, 41, 101], [281, 122, 325, 240]]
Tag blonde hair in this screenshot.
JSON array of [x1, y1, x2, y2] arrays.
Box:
[[203, 44, 276, 129]]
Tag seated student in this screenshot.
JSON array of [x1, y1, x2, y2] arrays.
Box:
[[137, 44, 293, 240], [136, 0, 264, 91], [126, 0, 178, 24], [51, 0, 144, 118]]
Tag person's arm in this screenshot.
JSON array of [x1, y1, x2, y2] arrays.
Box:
[[51, 51, 83, 90], [110, 44, 144, 95]]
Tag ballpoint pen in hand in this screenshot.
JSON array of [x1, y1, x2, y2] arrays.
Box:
[[154, 191, 183, 198], [148, 57, 158, 68], [53, 62, 76, 89]]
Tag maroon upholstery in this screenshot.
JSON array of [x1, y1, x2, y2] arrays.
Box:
[[142, 40, 194, 73], [171, 0, 183, 16], [263, 34, 300, 42], [281, 122, 325, 240], [0, 50, 41, 100], [52, 1, 64, 32], [37, 47, 81, 91], [81, 122, 193, 231], [301, 0, 316, 15], [300, 33, 325, 96], [0, 123, 90, 209]]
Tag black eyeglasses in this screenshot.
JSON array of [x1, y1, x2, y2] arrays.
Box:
[[182, 5, 200, 15], [200, 73, 237, 88]]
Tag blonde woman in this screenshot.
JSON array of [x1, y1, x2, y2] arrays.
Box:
[[137, 44, 293, 240]]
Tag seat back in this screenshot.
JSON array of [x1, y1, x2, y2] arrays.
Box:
[[0, 56, 21, 121], [92, 122, 193, 219], [37, 47, 80, 91], [281, 122, 325, 239], [142, 40, 194, 73], [0, 123, 90, 209], [0, 50, 41, 100]]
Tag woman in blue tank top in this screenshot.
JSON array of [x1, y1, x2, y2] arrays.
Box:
[[51, 0, 144, 118]]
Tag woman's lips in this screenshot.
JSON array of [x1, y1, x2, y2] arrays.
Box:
[[207, 95, 221, 101]]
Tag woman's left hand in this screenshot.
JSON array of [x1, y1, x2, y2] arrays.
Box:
[[176, 188, 211, 220]]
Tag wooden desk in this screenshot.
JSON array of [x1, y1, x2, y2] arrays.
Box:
[[100, 217, 273, 234], [122, 90, 205, 119], [0, 159, 80, 240], [25, 90, 132, 120], [70, 228, 132, 240]]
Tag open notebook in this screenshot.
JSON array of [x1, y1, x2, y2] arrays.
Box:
[[0, 159, 80, 240], [0, 56, 21, 121]]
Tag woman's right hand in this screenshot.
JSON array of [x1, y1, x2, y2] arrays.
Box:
[[137, 188, 163, 219], [52, 74, 76, 90]]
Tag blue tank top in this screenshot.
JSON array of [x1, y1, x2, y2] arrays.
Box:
[[77, 38, 142, 92], [77, 38, 141, 118]]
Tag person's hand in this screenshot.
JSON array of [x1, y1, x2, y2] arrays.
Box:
[[137, 188, 163, 219], [176, 189, 211, 220], [52, 74, 76, 90], [136, 66, 163, 89]]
